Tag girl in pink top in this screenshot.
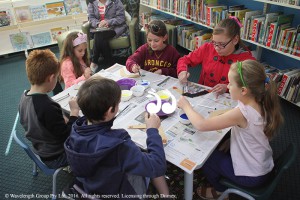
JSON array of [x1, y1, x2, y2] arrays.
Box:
[[177, 60, 283, 199], [60, 32, 92, 89]]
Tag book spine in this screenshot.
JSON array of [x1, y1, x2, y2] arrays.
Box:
[[266, 23, 276, 47], [277, 74, 288, 95]]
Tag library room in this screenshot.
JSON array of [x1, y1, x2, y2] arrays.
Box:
[[1, 0, 299, 199]]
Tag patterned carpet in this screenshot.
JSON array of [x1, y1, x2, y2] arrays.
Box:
[[0, 46, 299, 200]]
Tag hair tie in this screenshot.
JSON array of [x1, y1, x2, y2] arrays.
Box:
[[73, 33, 87, 47], [229, 16, 243, 28], [265, 77, 270, 84]]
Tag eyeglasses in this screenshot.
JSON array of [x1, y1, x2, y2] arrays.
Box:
[[211, 37, 234, 49], [148, 24, 161, 33]]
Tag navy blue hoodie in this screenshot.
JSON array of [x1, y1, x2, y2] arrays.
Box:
[[64, 116, 166, 198]]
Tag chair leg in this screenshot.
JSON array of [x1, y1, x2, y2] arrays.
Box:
[[52, 168, 63, 200], [217, 188, 255, 200], [32, 162, 38, 176]]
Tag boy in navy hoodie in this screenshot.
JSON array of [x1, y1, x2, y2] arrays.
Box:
[[64, 76, 169, 199]]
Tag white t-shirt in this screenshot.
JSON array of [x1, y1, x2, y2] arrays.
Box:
[[230, 101, 274, 176]]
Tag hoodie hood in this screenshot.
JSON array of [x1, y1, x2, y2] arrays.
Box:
[[64, 117, 129, 177]]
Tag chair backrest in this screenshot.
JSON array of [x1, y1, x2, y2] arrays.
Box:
[[267, 143, 297, 193], [12, 129, 57, 175]]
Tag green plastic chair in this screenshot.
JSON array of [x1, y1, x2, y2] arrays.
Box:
[[218, 143, 297, 200]]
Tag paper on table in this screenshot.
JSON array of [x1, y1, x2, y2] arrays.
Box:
[[119, 67, 139, 78], [127, 124, 167, 144]]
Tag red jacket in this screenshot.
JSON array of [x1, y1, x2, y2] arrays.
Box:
[[177, 43, 255, 87]]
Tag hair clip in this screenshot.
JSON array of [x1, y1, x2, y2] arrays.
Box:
[[237, 61, 247, 87], [73, 32, 87, 47], [229, 16, 243, 28]]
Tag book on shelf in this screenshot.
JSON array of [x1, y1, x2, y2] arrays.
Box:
[[251, 16, 265, 42], [266, 14, 294, 48], [9, 32, 33, 51], [29, 5, 48, 21], [259, 12, 281, 45], [290, 25, 300, 56], [64, 0, 82, 15], [0, 10, 12, 27], [50, 27, 67, 42], [14, 6, 33, 23], [31, 32, 52, 47], [45, 1, 67, 19], [284, 74, 300, 100], [242, 10, 262, 40], [277, 69, 300, 96]]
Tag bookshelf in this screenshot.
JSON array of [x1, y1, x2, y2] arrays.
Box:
[[140, 1, 300, 106], [140, 2, 300, 62], [0, 0, 88, 56]]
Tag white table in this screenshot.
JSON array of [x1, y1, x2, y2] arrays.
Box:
[[53, 63, 237, 200]]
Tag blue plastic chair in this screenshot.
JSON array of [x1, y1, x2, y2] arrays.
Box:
[[218, 143, 297, 200], [12, 129, 64, 200]]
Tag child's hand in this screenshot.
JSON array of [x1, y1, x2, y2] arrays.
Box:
[[154, 69, 162, 75], [211, 84, 227, 98], [84, 67, 92, 79], [145, 113, 161, 129], [69, 97, 80, 117], [178, 71, 190, 84], [131, 64, 141, 73], [177, 96, 191, 110]]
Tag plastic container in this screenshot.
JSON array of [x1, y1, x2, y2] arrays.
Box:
[[178, 110, 190, 125], [136, 80, 150, 88], [156, 90, 171, 101], [121, 90, 133, 101], [117, 78, 136, 90], [130, 85, 145, 97]]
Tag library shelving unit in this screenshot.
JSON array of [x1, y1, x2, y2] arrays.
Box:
[[140, 1, 300, 61], [0, 0, 88, 56], [140, 1, 300, 107]]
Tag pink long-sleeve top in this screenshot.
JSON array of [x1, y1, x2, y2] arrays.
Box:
[[61, 57, 87, 89]]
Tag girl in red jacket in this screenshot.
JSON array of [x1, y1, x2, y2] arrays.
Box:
[[177, 17, 255, 97]]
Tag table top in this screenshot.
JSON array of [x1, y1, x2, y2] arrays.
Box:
[[52, 63, 237, 174]]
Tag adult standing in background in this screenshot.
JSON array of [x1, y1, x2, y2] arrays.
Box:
[[88, 0, 128, 72], [177, 17, 255, 97]]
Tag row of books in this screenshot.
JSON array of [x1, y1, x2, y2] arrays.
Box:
[[9, 27, 68, 51], [141, 1, 300, 57], [241, 11, 300, 57], [139, 12, 212, 50], [267, 67, 300, 104], [265, 0, 300, 6], [0, 0, 87, 27], [176, 24, 212, 50]]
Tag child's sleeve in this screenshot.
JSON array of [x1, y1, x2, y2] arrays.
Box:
[[61, 60, 85, 89], [160, 47, 181, 77], [119, 128, 167, 178], [126, 44, 147, 73]]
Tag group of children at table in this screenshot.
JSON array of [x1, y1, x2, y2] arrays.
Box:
[[19, 14, 284, 200]]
